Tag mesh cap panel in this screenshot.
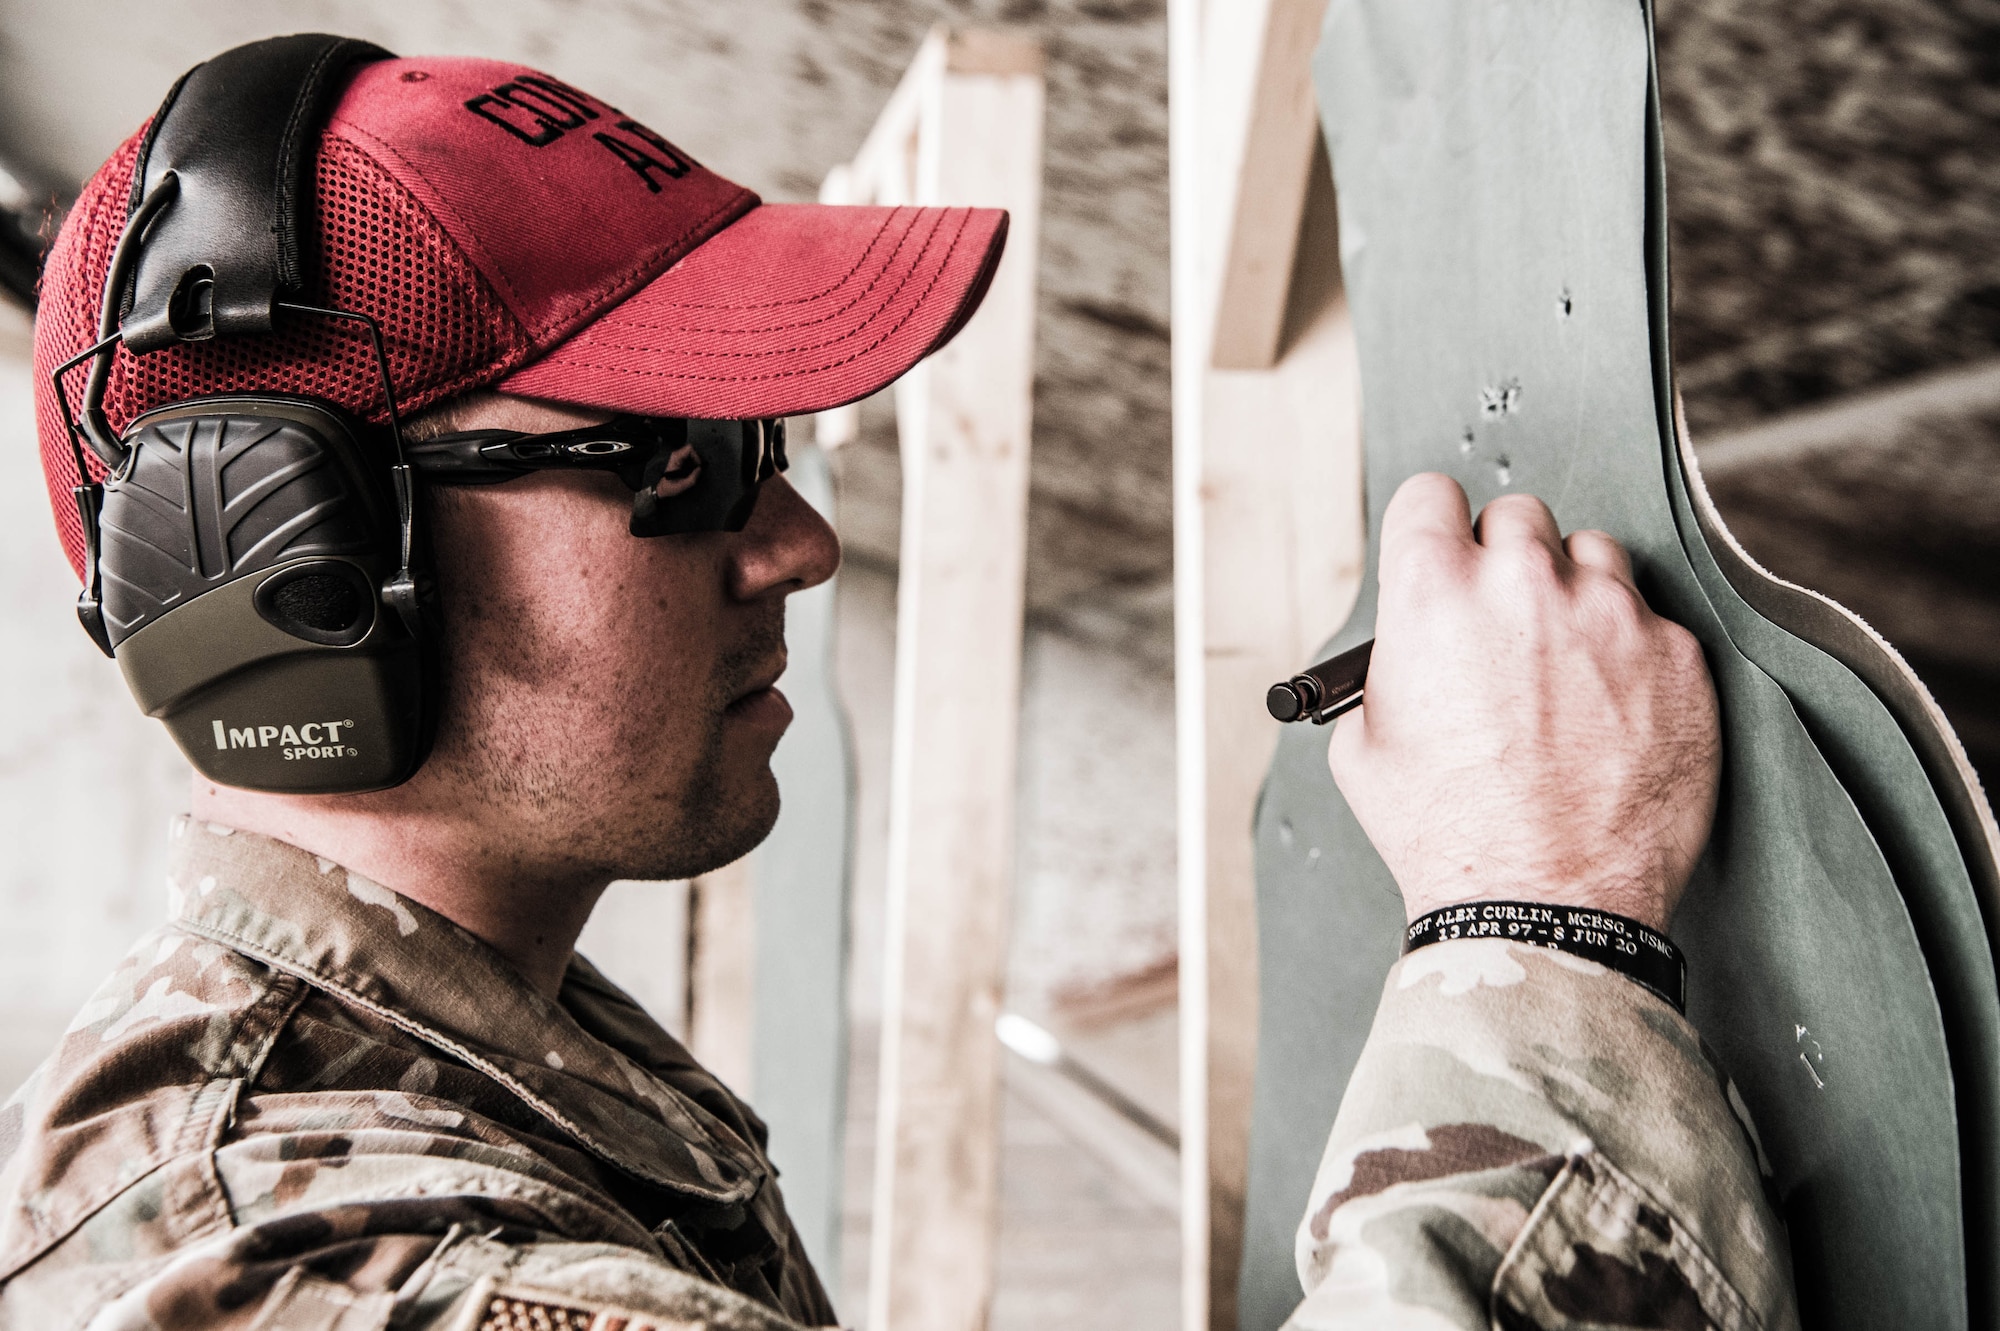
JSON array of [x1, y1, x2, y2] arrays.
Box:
[[33, 128, 530, 577]]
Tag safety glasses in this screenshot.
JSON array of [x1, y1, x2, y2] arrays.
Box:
[[406, 415, 787, 536]]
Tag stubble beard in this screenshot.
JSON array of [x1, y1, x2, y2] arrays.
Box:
[[617, 693, 781, 883], [430, 603, 788, 886]]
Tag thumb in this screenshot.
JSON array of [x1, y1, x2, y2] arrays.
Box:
[[1326, 704, 1369, 795]]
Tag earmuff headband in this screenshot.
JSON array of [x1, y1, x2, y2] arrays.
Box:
[[121, 35, 392, 353]]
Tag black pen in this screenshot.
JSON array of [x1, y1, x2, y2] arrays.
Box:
[[1266, 639, 1374, 724]]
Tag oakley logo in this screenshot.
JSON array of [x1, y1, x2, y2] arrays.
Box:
[[464, 77, 697, 193], [211, 718, 357, 761]]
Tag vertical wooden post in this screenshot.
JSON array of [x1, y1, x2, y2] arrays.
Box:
[[1172, 2, 1363, 1328], [853, 28, 1046, 1331]]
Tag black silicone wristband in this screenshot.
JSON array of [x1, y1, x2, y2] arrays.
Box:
[[1402, 900, 1686, 1014]]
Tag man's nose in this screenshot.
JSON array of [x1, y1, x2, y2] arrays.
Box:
[[729, 474, 842, 601]]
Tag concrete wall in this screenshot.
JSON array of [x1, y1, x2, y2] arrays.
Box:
[[1657, 0, 2000, 433], [1657, 0, 2000, 787]]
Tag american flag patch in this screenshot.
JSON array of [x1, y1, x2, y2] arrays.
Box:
[[468, 1284, 702, 1331]]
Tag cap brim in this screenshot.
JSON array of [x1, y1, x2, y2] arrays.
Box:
[[497, 202, 1008, 419]]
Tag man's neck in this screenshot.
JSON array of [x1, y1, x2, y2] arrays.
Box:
[[190, 777, 605, 999]]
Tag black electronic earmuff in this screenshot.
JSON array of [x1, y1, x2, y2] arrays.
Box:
[[49, 34, 440, 796]]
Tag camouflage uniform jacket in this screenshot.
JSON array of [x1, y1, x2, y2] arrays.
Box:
[[1287, 939, 1802, 1330], [0, 819, 835, 1331]]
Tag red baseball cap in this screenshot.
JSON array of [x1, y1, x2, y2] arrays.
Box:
[[33, 54, 1008, 576]]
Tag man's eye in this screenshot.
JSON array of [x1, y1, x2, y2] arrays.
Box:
[[652, 444, 702, 498]]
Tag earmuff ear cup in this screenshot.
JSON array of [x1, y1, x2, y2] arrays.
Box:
[[100, 396, 436, 793]]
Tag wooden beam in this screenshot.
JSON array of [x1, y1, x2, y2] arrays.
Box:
[[1196, 279, 1362, 1331], [1172, 3, 1362, 1328], [1694, 354, 2000, 475], [1204, 0, 1331, 370], [849, 29, 948, 207], [866, 29, 1046, 1331], [812, 29, 949, 455]]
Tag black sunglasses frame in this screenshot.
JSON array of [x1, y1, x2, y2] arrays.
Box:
[[406, 414, 788, 536]]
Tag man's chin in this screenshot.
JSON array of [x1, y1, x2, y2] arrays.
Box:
[[710, 770, 781, 869], [622, 769, 780, 883]]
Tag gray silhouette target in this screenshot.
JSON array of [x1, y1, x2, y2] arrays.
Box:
[[1238, 3, 1997, 1328]]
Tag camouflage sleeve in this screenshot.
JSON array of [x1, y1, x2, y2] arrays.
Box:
[[1285, 939, 1800, 1331]]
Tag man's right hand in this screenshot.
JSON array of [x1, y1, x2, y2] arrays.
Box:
[[1327, 473, 1721, 931]]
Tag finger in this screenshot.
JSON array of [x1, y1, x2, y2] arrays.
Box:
[[1564, 528, 1637, 588], [1380, 473, 1475, 570], [1326, 704, 1368, 793], [1474, 492, 1564, 555]]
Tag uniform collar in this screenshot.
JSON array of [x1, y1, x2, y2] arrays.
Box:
[[164, 818, 765, 1206]]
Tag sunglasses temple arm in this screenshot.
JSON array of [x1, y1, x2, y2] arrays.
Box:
[[402, 433, 530, 485]]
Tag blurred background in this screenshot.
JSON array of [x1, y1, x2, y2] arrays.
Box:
[[1, 0, 1996, 1327]]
